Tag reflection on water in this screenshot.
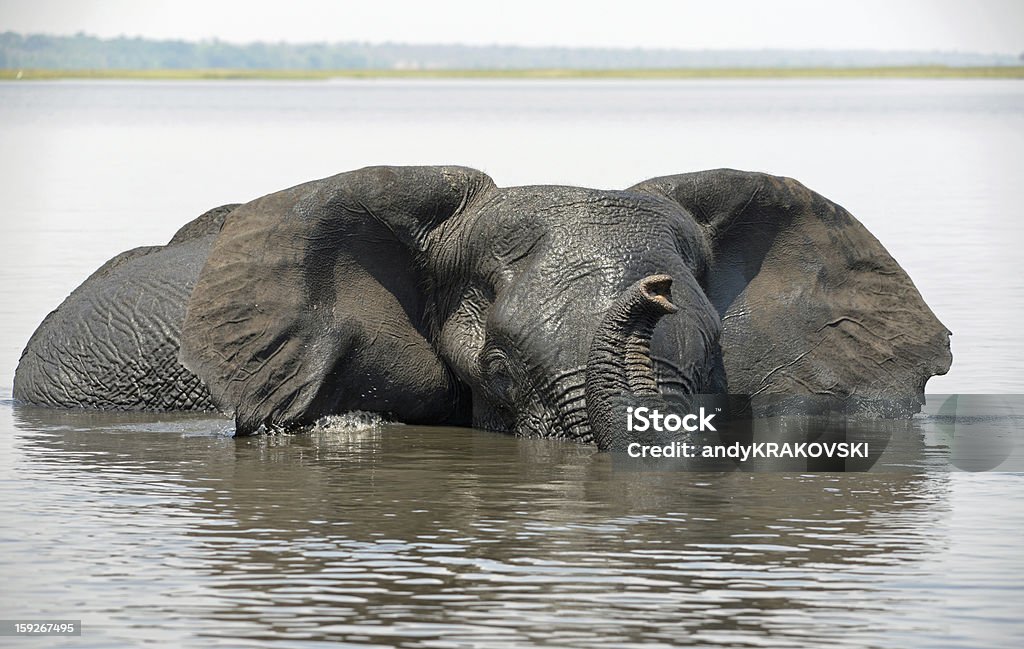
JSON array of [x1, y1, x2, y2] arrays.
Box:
[[2, 402, 1022, 648]]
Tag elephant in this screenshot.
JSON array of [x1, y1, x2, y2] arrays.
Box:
[[13, 203, 239, 411], [13, 166, 952, 450]]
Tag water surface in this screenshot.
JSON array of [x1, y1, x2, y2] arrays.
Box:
[[0, 80, 1022, 647]]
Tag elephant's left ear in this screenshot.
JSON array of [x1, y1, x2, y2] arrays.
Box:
[[631, 169, 951, 412], [180, 166, 495, 434]]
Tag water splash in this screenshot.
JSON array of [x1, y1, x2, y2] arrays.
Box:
[[311, 410, 395, 433]]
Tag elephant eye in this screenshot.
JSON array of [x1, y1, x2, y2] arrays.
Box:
[[482, 347, 517, 405]]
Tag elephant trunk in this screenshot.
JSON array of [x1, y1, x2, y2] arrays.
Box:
[[585, 274, 678, 451]]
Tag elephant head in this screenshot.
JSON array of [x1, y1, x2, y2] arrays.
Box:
[[179, 166, 951, 449]]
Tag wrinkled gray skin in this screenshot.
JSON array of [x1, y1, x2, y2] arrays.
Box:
[[14, 167, 952, 450], [13, 204, 238, 411]]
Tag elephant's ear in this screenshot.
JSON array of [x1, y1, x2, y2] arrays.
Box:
[[180, 166, 495, 434], [630, 169, 951, 411]]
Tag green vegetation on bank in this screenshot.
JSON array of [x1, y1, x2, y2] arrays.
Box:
[[3, 66, 1024, 81], [5, 32, 1022, 71]]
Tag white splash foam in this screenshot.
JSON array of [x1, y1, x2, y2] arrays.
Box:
[[310, 411, 395, 433]]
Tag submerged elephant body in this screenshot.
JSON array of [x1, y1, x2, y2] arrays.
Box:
[[13, 204, 237, 412], [14, 167, 951, 449]]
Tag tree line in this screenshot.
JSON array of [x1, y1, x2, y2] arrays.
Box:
[[2, 32, 1018, 70]]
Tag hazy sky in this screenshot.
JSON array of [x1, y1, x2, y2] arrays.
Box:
[[2, 0, 1023, 54]]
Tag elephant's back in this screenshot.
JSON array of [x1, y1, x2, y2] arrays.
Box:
[[13, 236, 217, 411]]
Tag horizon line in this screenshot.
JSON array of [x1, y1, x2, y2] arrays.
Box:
[[5, 67, 1024, 81], [3, 30, 1020, 58]]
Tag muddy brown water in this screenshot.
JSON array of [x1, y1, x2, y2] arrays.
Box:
[[1, 79, 1022, 647]]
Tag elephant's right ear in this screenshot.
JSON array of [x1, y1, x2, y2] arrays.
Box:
[[631, 169, 951, 413], [180, 166, 495, 434]]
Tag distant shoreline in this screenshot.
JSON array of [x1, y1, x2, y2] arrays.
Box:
[[3, 66, 1024, 81]]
